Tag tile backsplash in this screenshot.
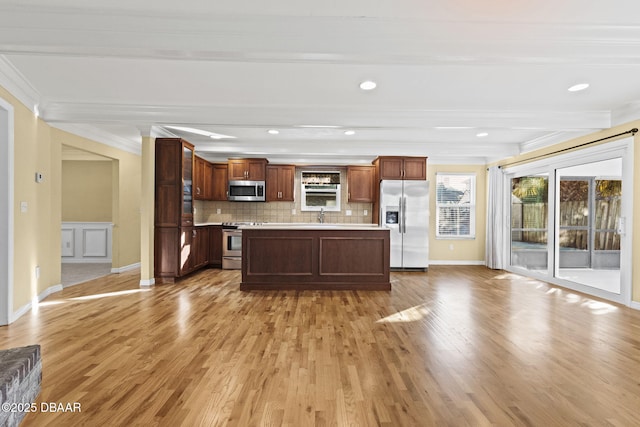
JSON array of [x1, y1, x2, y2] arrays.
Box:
[[195, 168, 375, 224], [195, 200, 373, 224]]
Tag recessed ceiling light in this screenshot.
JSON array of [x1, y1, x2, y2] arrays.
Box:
[[267, 129, 279, 135], [476, 132, 489, 137], [344, 130, 355, 136], [359, 80, 377, 90], [568, 83, 590, 92]]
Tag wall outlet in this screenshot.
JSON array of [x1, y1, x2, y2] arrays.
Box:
[[20, 201, 27, 213], [35, 265, 40, 279], [346, 210, 352, 216], [449, 244, 454, 251], [216, 208, 221, 214], [363, 209, 368, 216], [291, 209, 296, 215]]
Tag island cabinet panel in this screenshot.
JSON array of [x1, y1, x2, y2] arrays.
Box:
[[319, 237, 386, 275], [241, 228, 390, 290], [246, 237, 314, 275]]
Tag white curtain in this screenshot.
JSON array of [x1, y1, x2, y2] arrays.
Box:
[[486, 166, 505, 269]]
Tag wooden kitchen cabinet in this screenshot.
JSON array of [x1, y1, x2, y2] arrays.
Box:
[[212, 163, 228, 201], [209, 225, 223, 267], [155, 138, 194, 228], [193, 226, 210, 270], [155, 138, 216, 283], [194, 156, 214, 200], [227, 158, 268, 181], [347, 165, 375, 202], [374, 156, 427, 180], [266, 165, 295, 201]]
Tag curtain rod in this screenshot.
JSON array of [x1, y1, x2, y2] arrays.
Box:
[[494, 127, 638, 170]]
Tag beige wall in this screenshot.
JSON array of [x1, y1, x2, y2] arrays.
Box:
[[428, 164, 487, 263], [1, 86, 61, 311], [51, 129, 141, 271], [493, 120, 640, 303], [62, 160, 113, 222], [0, 84, 142, 314]]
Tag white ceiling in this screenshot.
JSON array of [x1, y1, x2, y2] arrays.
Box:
[[1, 0, 640, 165]]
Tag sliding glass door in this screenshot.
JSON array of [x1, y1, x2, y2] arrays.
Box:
[[504, 138, 632, 305], [510, 174, 549, 274], [555, 159, 622, 294]]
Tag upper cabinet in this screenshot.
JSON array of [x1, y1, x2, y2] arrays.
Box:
[[212, 163, 229, 201], [374, 156, 427, 180], [227, 158, 268, 181], [347, 166, 375, 203], [266, 165, 295, 201], [155, 138, 194, 227], [194, 156, 214, 200]]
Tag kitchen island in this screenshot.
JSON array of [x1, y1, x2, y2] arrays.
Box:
[[240, 224, 390, 290]]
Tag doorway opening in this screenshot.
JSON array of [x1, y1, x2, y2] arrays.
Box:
[[61, 145, 114, 287]]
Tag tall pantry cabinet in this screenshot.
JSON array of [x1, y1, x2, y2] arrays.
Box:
[[154, 138, 202, 283]]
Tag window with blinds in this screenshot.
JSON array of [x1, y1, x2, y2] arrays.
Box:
[[436, 173, 476, 238]]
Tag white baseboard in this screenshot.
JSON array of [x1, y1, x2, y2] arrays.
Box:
[[139, 278, 155, 287], [62, 259, 112, 264], [111, 262, 141, 273], [428, 260, 486, 266], [11, 283, 64, 323], [630, 301, 640, 311]]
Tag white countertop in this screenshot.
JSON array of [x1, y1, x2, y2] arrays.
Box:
[[240, 223, 381, 230]]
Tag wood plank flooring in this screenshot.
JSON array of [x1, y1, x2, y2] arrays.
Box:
[[1, 266, 640, 426]]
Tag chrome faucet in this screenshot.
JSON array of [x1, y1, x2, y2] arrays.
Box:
[[317, 208, 325, 224]]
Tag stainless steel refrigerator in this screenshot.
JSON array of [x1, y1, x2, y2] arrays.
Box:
[[380, 180, 429, 270]]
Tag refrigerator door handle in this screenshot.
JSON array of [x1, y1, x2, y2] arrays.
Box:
[[398, 197, 403, 234], [402, 196, 407, 233]]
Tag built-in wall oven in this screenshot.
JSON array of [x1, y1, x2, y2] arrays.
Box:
[[222, 222, 262, 270]]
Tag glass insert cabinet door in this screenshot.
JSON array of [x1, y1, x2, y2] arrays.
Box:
[[182, 145, 193, 215], [510, 174, 549, 272]]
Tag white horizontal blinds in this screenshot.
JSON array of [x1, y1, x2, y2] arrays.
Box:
[[436, 173, 476, 238]]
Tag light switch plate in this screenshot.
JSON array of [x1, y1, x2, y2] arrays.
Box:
[[20, 201, 27, 213]]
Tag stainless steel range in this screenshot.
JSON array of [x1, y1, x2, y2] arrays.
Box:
[[221, 222, 262, 269]]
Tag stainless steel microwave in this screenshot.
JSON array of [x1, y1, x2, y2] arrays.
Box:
[[227, 180, 265, 202]]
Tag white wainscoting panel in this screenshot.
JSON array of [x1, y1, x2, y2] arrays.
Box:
[[83, 228, 108, 257], [61, 222, 112, 263], [61, 228, 75, 257]]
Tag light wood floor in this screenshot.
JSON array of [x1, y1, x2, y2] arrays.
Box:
[[2, 266, 640, 426]]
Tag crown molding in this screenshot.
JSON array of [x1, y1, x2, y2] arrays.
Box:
[[519, 129, 600, 154], [51, 123, 141, 155], [39, 101, 612, 130], [611, 101, 640, 127], [0, 55, 40, 113]]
